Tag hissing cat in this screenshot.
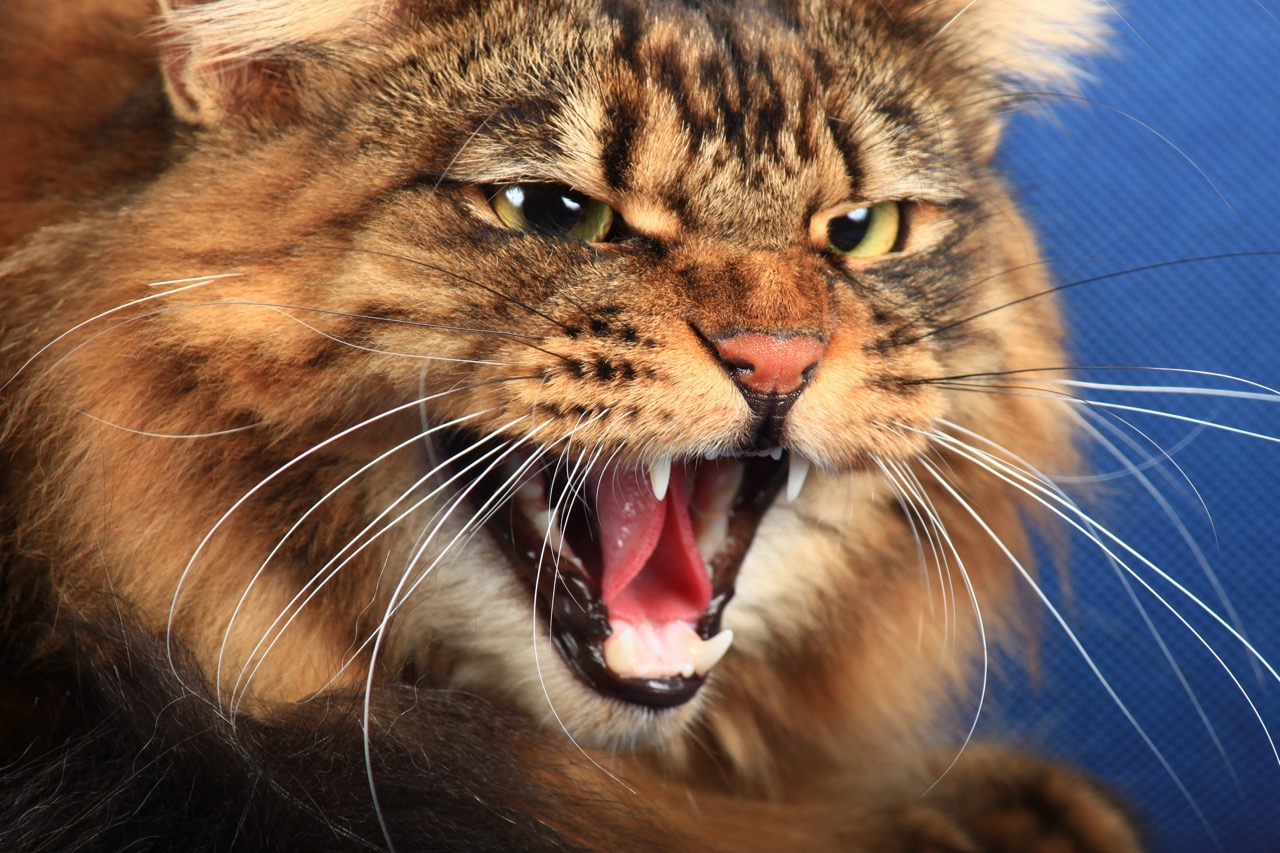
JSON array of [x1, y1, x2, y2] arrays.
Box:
[[1, 0, 1146, 849]]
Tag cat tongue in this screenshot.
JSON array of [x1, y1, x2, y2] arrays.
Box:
[[595, 463, 710, 627]]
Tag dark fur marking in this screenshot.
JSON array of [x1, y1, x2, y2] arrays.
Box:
[[0, 620, 616, 852], [599, 95, 639, 191]]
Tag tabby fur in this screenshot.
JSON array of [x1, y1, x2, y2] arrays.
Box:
[[0, 1, 1143, 850]]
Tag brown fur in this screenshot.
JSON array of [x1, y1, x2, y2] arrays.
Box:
[[1, 1, 1140, 850]]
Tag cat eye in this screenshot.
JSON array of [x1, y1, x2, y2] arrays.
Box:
[[820, 201, 902, 258], [490, 183, 616, 243]]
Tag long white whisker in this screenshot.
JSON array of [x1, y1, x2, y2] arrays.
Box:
[[1072, 411, 1252, 654], [921, 426, 1280, 768], [937, 382, 1280, 445], [528, 436, 634, 790], [876, 454, 989, 793], [220, 407, 502, 706], [911, 448, 1222, 850], [1051, 413, 1245, 785], [929, 420, 1280, 687], [236, 416, 546, 711], [880, 458, 955, 653], [265, 306, 515, 366], [357, 411, 613, 836], [67, 406, 260, 439], [177, 378, 531, 690], [928, 365, 1280, 399], [354, 420, 566, 853], [1, 274, 236, 392]]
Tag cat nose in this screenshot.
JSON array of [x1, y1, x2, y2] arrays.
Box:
[[712, 333, 825, 396]]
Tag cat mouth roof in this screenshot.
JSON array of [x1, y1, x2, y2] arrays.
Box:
[[443, 433, 794, 708]]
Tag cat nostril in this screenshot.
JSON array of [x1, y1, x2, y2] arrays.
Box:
[[713, 333, 826, 396]]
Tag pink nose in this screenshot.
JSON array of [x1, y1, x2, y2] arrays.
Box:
[[713, 333, 826, 395]]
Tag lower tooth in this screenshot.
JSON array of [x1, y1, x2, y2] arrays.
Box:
[[603, 624, 638, 675], [689, 629, 734, 676], [695, 518, 727, 563], [529, 509, 551, 537]]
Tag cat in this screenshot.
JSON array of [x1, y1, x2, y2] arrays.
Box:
[[0, 0, 1191, 849]]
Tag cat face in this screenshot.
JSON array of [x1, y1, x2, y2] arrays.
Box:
[[2, 0, 1100, 759]]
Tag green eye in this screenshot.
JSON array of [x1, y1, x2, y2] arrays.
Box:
[[491, 183, 616, 242], [823, 201, 901, 258]]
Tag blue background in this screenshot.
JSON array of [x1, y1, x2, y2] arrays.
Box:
[[995, 3, 1280, 851]]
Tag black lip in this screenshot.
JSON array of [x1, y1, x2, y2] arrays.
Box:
[[443, 433, 788, 709]]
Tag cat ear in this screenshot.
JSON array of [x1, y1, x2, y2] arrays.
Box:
[[904, 0, 1110, 89], [156, 0, 389, 125]]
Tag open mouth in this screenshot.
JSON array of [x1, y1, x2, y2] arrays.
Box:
[[443, 435, 810, 709]]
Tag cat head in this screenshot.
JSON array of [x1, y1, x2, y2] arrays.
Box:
[[22, 0, 1105, 766]]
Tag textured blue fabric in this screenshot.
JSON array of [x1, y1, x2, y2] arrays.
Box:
[[994, 4, 1280, 851]]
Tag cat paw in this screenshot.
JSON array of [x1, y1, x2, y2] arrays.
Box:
[[914, 747, 1145, 853]]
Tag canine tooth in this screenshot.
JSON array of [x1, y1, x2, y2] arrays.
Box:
[[704, 449, 720, 461], [768, 446, 783, 461], [603, 624, 638, 676], [648, 456, 671, 502], [690, 629, 734, 676], [695, 516, 728, 562], [529, 509, 551, 537], [786, 453, 811, 503]]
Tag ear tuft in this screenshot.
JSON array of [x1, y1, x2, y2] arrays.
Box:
[[157, 0, 388, 124], [926, 0, 1112, 90]]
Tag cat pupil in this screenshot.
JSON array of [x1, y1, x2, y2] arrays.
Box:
[[516, 184, 588, 235], [827, 208, 872, 253]]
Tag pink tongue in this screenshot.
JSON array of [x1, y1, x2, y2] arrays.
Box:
[[595, 464, 711, 624]]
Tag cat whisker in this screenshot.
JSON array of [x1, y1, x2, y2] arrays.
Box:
[[877, 453, 990, 794], [877, 457, 956, 662], [1020, 91, 1232, 209], [882, 457, 957, 651], [908, 436, 1221, 846], [529, 437, 636, 790], [887, 475, 941, 637], [1070, 415, 1245, 788], [350, 424, 570, 853], [173, 376, 539, 691], [927, 421, 1280, 685], [300, 244, 587, 339], [923, 424, 1280, 767], [220, 406, 508, 709], [912, 252, 1280, 345], [1071, 410, 1245, 626], [14, 297, 558, 441], [913, 364, 1280, 399], [265, 306, 517, 366], [240, 418, 557, 712], [882, 257, 1066, 341], [377, 410, 608, 642], [66, 406, 260, 439], [352, 413, 613, 819], [0, 273, 235, 392], [932, 380, 1280, 446]]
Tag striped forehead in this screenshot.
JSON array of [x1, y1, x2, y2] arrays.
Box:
[[583, 5, 956, 239], [421, 1, 963, 244]]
